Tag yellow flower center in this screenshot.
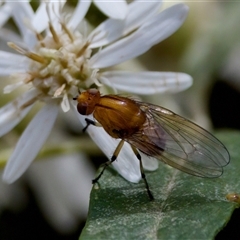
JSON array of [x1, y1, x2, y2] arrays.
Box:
[[7, 17, 100, 111]]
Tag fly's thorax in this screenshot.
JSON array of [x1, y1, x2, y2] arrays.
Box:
[[76, 89, 101, 115], [94, 95, 146, 139]]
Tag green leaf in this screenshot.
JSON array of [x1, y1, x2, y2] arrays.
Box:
[[80, 131, 240, 240]]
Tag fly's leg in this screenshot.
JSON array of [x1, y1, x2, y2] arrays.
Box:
[[131, 145, 154, 201], [92, 139, 125, 184], [82, 118, 101, 132]]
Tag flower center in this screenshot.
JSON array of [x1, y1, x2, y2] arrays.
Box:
[[7, 17, 99, 111]]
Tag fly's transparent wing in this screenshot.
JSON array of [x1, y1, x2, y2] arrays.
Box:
[[126, 103, 230, 178]]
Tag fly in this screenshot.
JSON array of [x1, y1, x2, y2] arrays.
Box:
[[74, 89, 230, 200]]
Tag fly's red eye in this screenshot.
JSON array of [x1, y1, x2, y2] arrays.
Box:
[[77, 103, 88, 115]]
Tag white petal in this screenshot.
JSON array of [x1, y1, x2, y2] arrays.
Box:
[[90, 0, 162, 48], [93, 0, 128, 20], [0, 89, 39, 137], [0, 174, 27, 211], [71, 101, 141, 183], [0, 28, 26, 49], [3, 81, 24, 94], [0, 3, 12, 28], [0, 51, 26, 68], [0, 51, 28, 76], [61, 93, 70, 112], [2, 102, 59, 184], [91, 4, 189, 68], [32, 1, 65, 33], [11, 2, 36, 48], [67, 1, 91, 29], [0, 67, 26, 76], [142, 154, 158, 171], [100, 71, 193, 94], [26, 153, 94, 233], [30, 2, 48, 32]]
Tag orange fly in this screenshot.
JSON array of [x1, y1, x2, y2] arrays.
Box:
[[74, 89, 230, 200]]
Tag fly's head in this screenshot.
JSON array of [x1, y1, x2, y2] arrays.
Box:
[[74, 89, 101, 115]]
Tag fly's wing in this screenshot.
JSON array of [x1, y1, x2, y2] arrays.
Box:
[[126, 103, 230, 178]]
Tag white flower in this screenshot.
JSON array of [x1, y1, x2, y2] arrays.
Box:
[[0, 1, 192, 184], [0, 153, 95, 233], [25, 153, 95, 233]]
